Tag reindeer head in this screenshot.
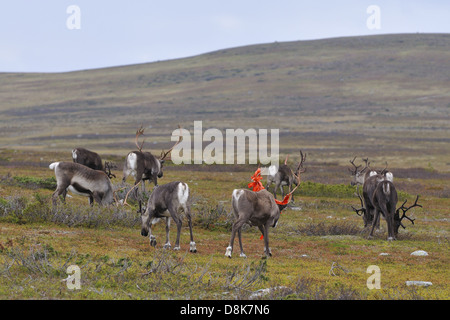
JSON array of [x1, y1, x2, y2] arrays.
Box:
[[349, 157, 371, 186], [138, 199, 152, 237]]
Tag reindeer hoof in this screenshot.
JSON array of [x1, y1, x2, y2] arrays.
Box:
[[239, 253, 247, 258], [163, 242, 171, 249], [225, 246, 232, 258], [387, 237, 396, 241], [150, 236, 157, 247], [173, 246, 180, 251], [190, 242, 197, 253]]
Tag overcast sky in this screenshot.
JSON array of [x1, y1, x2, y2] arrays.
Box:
[[1, 0, 449, 73]]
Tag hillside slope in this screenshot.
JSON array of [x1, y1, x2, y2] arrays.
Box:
[[0, 33, 449, 170]]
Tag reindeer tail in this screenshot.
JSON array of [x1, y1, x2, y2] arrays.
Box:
[[382, 181, 390, 196], [49, 162, 60, 170]]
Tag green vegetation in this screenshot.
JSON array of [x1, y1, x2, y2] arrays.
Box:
[[0, 158, 448, 300]]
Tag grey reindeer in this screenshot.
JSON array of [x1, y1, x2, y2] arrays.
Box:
[[225, 182, 299, 259], [49, 161, 115, 206], [139, 181, 197, 253], [266, 150, 306, 202]]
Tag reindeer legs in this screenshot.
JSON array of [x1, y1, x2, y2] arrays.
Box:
[[368, 210, 380, 239], [184, 204, 197, 253], [258, 224, 272, 257], [163, 217, 171, 249], [225, 217, 247, 258], [168, 204, 182, 251]]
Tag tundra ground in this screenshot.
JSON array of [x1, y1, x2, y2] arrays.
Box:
[[0, 150, 448, 300]]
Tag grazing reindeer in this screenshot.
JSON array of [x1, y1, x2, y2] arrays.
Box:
[[140, 181, 196, 252], [371, 183, 421, 240], [49, 162, 114, 206], [352, 167, 419, 240], [72, 147, 116, 179], [350, 158, 393, 227], [266, 150, 306, 201], [72, 147, 104, 171], [123, 125, 181, 197], [370, 180, 398, 240]]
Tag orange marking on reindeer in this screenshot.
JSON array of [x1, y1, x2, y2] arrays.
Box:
[[247, 167, 300, 239]]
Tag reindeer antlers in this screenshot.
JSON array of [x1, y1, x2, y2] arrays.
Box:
[[135, 125, 146, 152], [297, 150, 307, 173], [397, 195, 422, 229], [160, 125, 183, 161], [104, 161, 116, 179], [134, 124, 183, 160], [348, 157, 370, 175], [348, 157, 361, 174], [351, 185, 366, 216]]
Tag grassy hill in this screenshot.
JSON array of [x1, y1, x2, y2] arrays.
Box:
[[0, 33, 449, 170]]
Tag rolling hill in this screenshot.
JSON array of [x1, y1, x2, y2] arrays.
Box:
[[0, 33, 449, 171]]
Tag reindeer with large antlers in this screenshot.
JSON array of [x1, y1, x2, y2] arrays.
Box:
[[266, 150, 306, 202], [122, 125, 181, 198], [371, 182, 421, 240], [351, 166, 420, 240]]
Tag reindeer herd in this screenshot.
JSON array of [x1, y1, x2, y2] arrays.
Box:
[[48, 127, 422, 258]]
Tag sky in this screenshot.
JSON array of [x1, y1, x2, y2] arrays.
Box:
[[1, 0, 449, 73]]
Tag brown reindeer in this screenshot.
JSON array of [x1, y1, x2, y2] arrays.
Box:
[[266, 150, 306, 201], [72, 147, 116, 179], [352, 167, 419, 240], [370, 180, 398, 240], [350, 158, 393, 228], [140, 181, 196, 252], [72, 147, 103, 171], [49, 162, 114, 206], [123, 125, 181, 197], [371, 182, 420, 240]]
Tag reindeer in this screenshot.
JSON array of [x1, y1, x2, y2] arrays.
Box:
[[140, 181, 196, 252], [49, 162, 114, 206], [225, 179, 299, 259], [370, 180, 398, 240], [371, 182, 420, 241], [72, 147, 116, 179], [123, 125, 181, 197], [352, 167, 419, 240], [348, 157, 374, 186], [350, 158, 393, 227], [72, 147, 103, 171], [266, 150, 306, 202]]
